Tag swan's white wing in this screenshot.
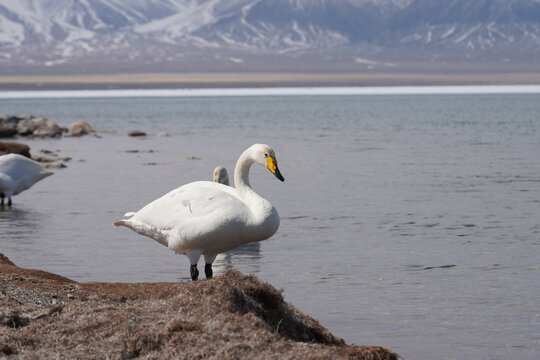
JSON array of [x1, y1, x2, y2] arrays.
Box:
[[11, 172, 53, 196], [131, 181, 239, 227], [122, 181, 252, 253], [0, 154, 50, 178], [0, 154, 53, 196]]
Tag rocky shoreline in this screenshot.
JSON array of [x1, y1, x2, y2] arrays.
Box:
[[0, 254, 398, 359], [0, 114, 97, 168], [0, 114, 95, 139]]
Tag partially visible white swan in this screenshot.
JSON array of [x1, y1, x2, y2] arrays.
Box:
[[114, 144, 285, 281], [213, 166, 229, 185], [0, 153, 53, 206]]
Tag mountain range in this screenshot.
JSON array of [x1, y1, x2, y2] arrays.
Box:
[[1, 0, 539, 75]]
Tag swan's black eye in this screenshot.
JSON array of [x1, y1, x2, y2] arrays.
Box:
[[264, 153, 268, 157]]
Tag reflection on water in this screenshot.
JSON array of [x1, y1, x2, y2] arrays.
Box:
[[0, 205, 43, 240], [213, 242, 262, 275], [0, 205, 51, 269]]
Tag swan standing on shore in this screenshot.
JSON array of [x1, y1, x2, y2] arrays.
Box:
[[0, 153, 53, 206], [114, 144, 285, 281], [213, 166, 229, 185]]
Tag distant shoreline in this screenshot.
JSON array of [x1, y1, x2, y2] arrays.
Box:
[[1, 72, 540, 91]]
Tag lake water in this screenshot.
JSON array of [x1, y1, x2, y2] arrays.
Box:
[[1, 89, 539, 359]]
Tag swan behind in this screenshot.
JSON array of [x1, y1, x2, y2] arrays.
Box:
[[213, 166, 229, 185]]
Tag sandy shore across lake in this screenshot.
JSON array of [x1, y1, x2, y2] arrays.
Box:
[[1, 72, 540, 90], [0, 253, 397, 359]]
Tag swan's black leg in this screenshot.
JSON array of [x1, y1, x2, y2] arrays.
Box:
[[204, 263, 213, 279], [7, 198, 11, 207], [190, 264, 199, 281]]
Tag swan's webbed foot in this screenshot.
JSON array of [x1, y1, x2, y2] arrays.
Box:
[[204, 263, 213, 279], [190, 264, 199, 281]]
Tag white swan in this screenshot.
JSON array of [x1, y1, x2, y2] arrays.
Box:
[[114, 144, 285, 280], [213, 166, 229, 185], [0, 153, 53, 206]]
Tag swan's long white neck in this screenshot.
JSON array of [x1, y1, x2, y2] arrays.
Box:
[[233, 146, 272, 213], [234, 147, 257, 200], [233, 146, 279, 238]]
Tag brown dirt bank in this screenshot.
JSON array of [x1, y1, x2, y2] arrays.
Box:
[[0, 254, 397, 359], [1, 72, 540, 90]]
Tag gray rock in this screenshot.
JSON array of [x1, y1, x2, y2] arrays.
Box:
[[17, 117, 63, 138], [68, 122, 95, 137], [17, 117, 45, 135], [0, 115, 20, 128], [33, 120, 63, 138]]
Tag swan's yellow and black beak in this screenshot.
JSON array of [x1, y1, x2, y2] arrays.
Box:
[[267, 156, 285, 182]]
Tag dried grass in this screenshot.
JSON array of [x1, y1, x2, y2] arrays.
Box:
[[0, 254, 398, 359]]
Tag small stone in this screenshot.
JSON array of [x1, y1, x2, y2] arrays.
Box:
[[31, 155, 55, 163], [44, 161, 67, 169], [0, 142, 31, 157], [128, 130, 146, 137], [68, 121, 95, 137]]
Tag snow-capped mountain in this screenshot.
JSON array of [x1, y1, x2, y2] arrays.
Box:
[[0, 0, 539, 74]]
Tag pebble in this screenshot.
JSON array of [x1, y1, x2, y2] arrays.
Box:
[[128, 130, 147, 137]]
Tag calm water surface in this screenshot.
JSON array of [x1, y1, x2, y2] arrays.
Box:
[[1, 93, 539, 359]]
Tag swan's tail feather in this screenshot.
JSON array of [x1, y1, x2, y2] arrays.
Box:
[[112, 212, 135, 227], [113, 218, 169, 247]]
